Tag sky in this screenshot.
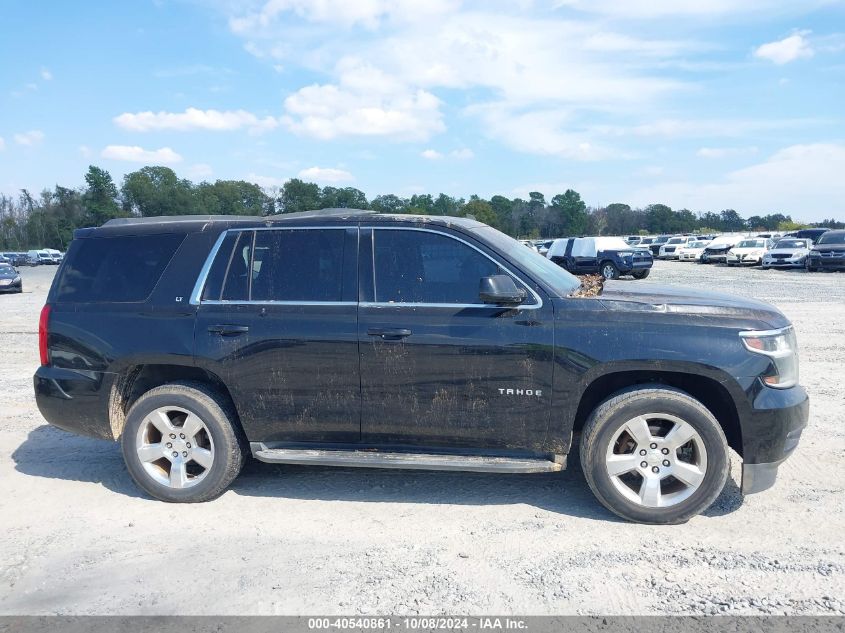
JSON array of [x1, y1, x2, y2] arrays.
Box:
[[1, 0, 844, 221]]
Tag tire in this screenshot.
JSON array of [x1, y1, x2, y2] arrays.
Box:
[[600, 261, 619, 280], [121, 381, 247, 502], [632, 269, 650, 280], [761, 266, 769, 271], [580, 385, 729, 524]]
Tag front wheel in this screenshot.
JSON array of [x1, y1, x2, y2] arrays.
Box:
[[600, 261, 620, 280], [632, 269, 650, 280], [580, 386, 729, 524], [121, 381, 246, 502]]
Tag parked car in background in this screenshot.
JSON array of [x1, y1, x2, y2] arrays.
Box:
[[727, 238, 774, 266], [0, 254, 8, 265], [635, 236, 656, 251], [624, 236, 642, 245], [658, 236, 698, 260], [807, 230, 845, 272], [3, 253, 27, 266], [547, 236, 653, 279], [536, 240, 554, 257], [520, 240, 539, 252], [761, 238, 812, 270], [26, 249, 54, 266], [701, 235, 747, 264], [45, 249, 64, 264], [647, 235, 671, 256], [677, 240, 711, 262], [0, 263, 22, 293], [783, 228, 829, 244]]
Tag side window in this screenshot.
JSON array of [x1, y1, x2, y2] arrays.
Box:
[[373, 230, 501, 304], [251, 229, 345, 302]]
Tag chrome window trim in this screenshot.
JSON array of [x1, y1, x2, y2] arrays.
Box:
[[365, 226, 543, 311], [190, 226, 352, 306], [190, 224, 544, 310]]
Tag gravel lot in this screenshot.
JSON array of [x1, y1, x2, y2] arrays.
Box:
[[1, 262, 843, 616]]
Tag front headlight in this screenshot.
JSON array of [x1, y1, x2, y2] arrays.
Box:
[[740, 326, 798, 388], [810, 250, 820, 256], [619, 251, 633, 257]]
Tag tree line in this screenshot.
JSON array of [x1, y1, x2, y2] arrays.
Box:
[[1, 165, 841, 251]]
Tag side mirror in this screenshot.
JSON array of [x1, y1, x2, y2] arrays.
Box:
[[479, 275, 526, 305]]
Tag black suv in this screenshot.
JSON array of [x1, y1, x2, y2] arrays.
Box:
[[34, 211, 808, 524], [806, 229, 845, 271], [547, 237, 653, 279]]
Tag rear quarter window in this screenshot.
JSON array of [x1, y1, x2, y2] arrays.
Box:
[[55, 233, 185, 303]]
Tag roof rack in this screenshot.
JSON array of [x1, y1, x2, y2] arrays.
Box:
[[103, 208, 376, 227]]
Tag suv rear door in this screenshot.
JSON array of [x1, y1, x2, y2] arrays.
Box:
[[193, 226, 360, 444], [357, 226, 554, 451]]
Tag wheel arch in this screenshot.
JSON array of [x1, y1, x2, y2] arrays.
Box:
[[108, 363, 241, 440], [571, 368, 744, 457]]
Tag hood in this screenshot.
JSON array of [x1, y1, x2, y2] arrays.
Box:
[[815, 243, 845, 251], [731, 246, 765, 254], [767, 247, 808, 255], [597, 282, 788, 329]]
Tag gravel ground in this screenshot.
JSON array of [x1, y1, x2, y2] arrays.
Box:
[[0, 262, 843, 615]]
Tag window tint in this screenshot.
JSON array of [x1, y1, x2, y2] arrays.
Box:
[[55, 234, 184, 303], [373, 230, 501, 304], [250, 229, 345, 301], [221, 231, 253, 301]]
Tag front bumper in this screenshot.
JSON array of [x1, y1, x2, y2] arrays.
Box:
[[763, 257, 805, 268], [808, 254, 845, 270], [0, 280, 21, 292], [740, 383, 809, 494]]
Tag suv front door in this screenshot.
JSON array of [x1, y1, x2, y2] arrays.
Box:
[[357, 226, 554, 452], [194, 226, 360, 444]]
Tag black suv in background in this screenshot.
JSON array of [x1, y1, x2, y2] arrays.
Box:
[[807, 230, 845, 271], [34, 211, 808, 524], [546, 237, 653, 279]]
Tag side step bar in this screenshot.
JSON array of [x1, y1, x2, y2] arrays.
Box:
[[251, 445, 564, 474]]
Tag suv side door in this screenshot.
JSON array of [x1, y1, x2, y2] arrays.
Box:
[[566, 239, 597, 274], [357, 226, 554, 452], [193, 226, 360, 444]]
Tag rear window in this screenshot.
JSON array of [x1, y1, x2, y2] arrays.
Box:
[[55, 234, 184, 303]]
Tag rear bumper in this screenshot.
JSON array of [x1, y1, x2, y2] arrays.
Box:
[[34, 365, 117, 440], [740, 383, 809, 495]]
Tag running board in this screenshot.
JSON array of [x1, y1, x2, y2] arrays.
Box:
[[251, 445, 564, 473]]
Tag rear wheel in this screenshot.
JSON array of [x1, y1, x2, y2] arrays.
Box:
[[580, 386, 729, 524], [600, 261, 619, 280], [121, 381, 246, 502]]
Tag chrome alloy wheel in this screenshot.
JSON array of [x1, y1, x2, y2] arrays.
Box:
[[135, 406, 215, 489], [605, 413, 708, 508]]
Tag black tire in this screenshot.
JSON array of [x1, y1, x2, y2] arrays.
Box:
[[632, 269, 650, 280], [761, 266, 769, 271], [580, 385, 729, 524], [121, 381, 247, 502], [600, 261, 619, 280]]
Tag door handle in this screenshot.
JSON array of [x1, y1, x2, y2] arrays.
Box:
[[208, 324, 249, 336], [367, 327, 412, 340]]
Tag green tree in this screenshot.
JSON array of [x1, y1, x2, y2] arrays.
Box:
[[279, 178, 321, 213], [121, 166, 195, 216], [645, 203, 675, 233], [551, 189, 589, 236], [370, 194, 408, 214], [319, 186, 368, 209], [460, 197, 498, 228], [82, 165, 122, 226], [719, 208, 745, 232], [407, 194, 434, 215], [490, 195, 513, 233]]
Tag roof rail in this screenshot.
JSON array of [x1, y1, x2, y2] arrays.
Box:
[[102, 208, 377, 227]]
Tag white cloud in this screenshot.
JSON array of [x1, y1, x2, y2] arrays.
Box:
[[282, 60, 445, 141], [297, 166, 354, 182], [101, 145, 183, 164], [187, 163, 214, 179], [553, 0, 832, 19], [696, 146, 758, 158], [630, 143, 845, 216], [246, 173, 287, 188], [114, 107, 279, 134], [40, 68, 53, 80], [421, 149, 443, 159], [754, 32, 814, 65], [14, 130, 44, 146]]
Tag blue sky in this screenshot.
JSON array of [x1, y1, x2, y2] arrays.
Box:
[[1, 0, 843, 220]]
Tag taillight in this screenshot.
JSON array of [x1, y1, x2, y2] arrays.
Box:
[[39, 304, 51, 366]]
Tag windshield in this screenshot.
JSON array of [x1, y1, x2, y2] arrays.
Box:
[[639, 238, 654, 244], [667, 237, 684, 244], [474, 226, 581, 297], [737, 240, 766, 248], [774, 239, 806, 249], [655, 236, 670, 244], [0, 264, 15, 273], [818, 232, 845, 245]]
